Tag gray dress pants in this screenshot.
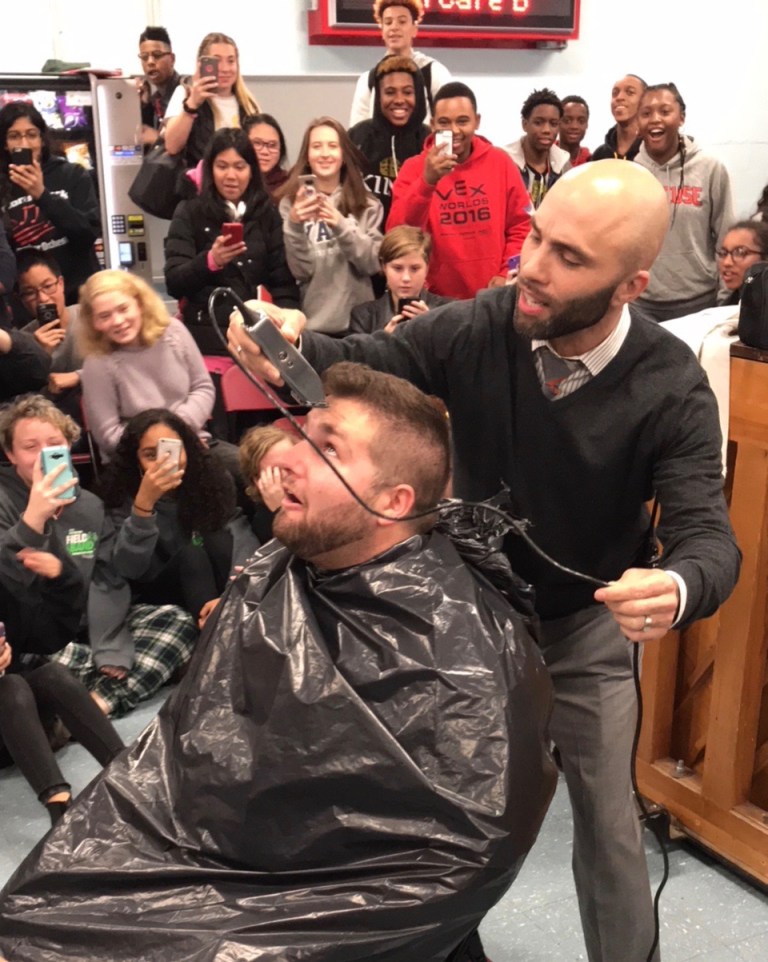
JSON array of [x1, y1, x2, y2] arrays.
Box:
[[538, 604, 660, 962]]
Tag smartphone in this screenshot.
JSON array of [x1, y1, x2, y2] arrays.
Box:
[[36, 303, 60, 325], [435, 130, 453, 156], [397, 297, 418, 315], [199, 56, 219, 83], [298, 173, 317, 199], [40, 445, 77, 499], [222, 222, 243, 245], [156, 437, 182, 469], [11, 147, 33, 166]]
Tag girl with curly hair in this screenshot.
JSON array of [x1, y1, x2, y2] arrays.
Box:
[[100, 409, 257, 623]]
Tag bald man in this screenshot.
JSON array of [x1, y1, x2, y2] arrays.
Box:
[[229, 160, 740, 962]]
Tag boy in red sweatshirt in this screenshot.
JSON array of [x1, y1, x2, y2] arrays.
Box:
[[387, 81, 531, 299]]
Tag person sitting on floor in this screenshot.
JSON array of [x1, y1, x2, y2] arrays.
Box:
[[16, 250, 84, 419], [0, 533, 124, 827], [100, 409, 258, 625], [0, 395, 197, 718]]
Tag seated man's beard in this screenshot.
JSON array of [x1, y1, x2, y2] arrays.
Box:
[[273, 501, 372, 565]]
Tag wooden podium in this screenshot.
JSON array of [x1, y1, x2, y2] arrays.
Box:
[[637, 342, 768, 885]]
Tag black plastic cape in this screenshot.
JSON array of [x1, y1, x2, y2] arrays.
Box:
[[0, 528, 555, 962]]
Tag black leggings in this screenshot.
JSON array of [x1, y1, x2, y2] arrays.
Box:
[[0, 662, 124, 803]]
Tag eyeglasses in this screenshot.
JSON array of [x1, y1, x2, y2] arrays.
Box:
[[250, 139, 280, 153], [715, 246, 764, 262], [19, 279, 59, 301], [138, 51, 172, 63], [7, 129, 41, 144]]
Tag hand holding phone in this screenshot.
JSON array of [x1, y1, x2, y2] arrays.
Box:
[[156, 437, 182, 470], [11, 147, 33, 166], [221, 222, 244, 246], [425, 132, 458, 186], [23, 450, 78, 534], [7, 150, 44, 198], [199, 56, 219, 85], [40, 446, 77, 500], [435, 130, 453, 156], [134, 437, 185, 515]]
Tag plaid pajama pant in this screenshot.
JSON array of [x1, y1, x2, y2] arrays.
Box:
[[52, 604, 198, 718]]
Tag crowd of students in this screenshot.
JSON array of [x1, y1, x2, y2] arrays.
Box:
[[0, 0, 764, 850]]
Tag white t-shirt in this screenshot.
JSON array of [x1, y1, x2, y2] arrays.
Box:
[[165, 85, 240, 130]]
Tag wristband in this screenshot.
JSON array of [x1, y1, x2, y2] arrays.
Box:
[[133, 501, 155, 515], [207, 250, 222, 272], [182, 98, 198, 117]]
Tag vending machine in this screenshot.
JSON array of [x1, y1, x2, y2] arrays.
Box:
[[90, 75, 153, 284], [0, 72, 155, 285]]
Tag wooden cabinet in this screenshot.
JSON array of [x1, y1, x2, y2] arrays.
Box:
[[637, 343, 768, 884]]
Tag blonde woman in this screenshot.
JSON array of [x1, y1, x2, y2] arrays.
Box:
[[164, 31, 260, 166], [78, 270, 215, 461]]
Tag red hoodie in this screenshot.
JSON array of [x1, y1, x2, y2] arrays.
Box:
[[386, 134, 532, 299]]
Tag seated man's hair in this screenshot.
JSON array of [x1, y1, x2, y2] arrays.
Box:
[[322, 363, 450, 531], [139, 25, 172, 46], [434, 82, 477, 113], [15, 249, 63, 283], [0, 394, 80, 453], [521, 87, 563, 120]]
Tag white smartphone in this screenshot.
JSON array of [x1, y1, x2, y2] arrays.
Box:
[[435, 130, 453, 156], [156, 437, 182, 469]]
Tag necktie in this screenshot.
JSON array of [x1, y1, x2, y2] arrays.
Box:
[[538, 347, 582, 399]]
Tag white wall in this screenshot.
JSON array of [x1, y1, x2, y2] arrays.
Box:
[[5, 0, 767, 214]]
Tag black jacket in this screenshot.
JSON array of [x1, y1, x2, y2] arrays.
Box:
[[0, 329, 50, 402], [3, 156, 101, 304], [591, 125, 642, 162], [164, 194, 300, 355], [349, 289, 452, 335], [349, 62, 430, 223]]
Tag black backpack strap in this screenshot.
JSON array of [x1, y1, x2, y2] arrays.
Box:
[[421, 60, 434, 111]]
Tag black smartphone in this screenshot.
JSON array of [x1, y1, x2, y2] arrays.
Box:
[[11, 147, 33, 166], [199, 56, 219, 83], [397, 297, 418, 315], [37, 303, 60, 325]]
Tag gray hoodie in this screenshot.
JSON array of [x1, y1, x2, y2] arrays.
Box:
[[279, 186, 383, 334], [0, 465, 134, 669], [634, 136, 734, 305]]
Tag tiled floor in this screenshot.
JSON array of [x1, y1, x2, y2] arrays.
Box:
[[2, 692, 767, 961]]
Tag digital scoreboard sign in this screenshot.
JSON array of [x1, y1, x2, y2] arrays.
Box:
[[308, 1, 580, 48]]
